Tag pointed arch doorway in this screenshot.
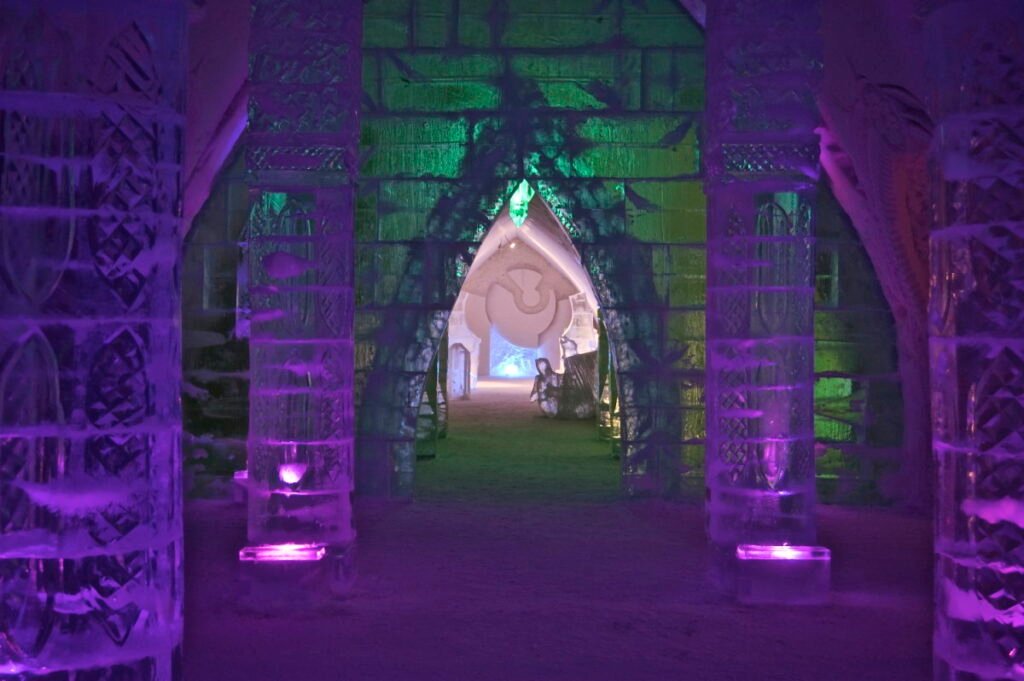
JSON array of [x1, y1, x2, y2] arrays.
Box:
[[411, 183, 616, 500], [453, 181, 601, 385], [355, 171, 685, 500]]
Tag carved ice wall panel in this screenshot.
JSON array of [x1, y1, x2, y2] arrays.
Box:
[[0, 2, 184, 676]]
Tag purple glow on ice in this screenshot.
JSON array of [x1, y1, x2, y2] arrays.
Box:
[[736, 545, 831, 562], [243, 0, 360, 560], [278, 462, 308, 485], [239, 543, 328, 563]]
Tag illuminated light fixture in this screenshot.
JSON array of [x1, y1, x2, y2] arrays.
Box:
[[509, 179, 534, 227], [239, 543, 327, 563], [735, 544, 831, 605], [278, 461, 308, 485], [736, 544, 830, 561]]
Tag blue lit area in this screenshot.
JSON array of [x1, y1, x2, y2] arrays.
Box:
[[489, 326, 539, 378]]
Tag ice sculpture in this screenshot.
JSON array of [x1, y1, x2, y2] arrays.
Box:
[[530, 353, 599, 419], [509, 180, 535, 227], [416, 337, 447, 459], [561, 292, 598, 356], [448, 343, 472, 400], [243, 0, 360, 590], [0, 2, 184, 676], [597, 315, 621, 448], [704, 0, 822, 587], [927, 2, 1024, 677], [447, 295, 480, 397]]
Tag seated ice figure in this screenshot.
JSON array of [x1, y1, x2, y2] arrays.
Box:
[[529, 351, 598, 419]]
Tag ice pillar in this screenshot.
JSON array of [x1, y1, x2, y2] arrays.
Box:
[[928, 2, 1024, 677], [0, 1, 184, 676], [243, 1, 360, 580], [704, 0, 822, 582]]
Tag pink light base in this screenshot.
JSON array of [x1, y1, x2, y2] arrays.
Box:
[[239, 543, 327, 563], [736, 544, 831, 561], [735, 544, 831, 605]]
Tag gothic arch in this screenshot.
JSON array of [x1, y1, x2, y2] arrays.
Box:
[[355, 135, 689, 499]]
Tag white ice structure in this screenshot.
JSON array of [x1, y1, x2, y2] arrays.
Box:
[[562, 292, 599, 357], [446, 295, 481, 397], [451, 194, 600, 383]]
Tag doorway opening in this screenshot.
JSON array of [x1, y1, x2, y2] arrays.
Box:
[[413, 184, 620, 502]]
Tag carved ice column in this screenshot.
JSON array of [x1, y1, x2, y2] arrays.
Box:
[[242, 1, 360, 587], [928, 2, 1024, 677], [0, 2, 184, 676], [704, 0, 822, 582]]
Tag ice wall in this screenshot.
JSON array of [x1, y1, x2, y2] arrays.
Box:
[[928, 2, 1024, 677], [0, 1, 185, 676], [704, 0, 822, 582]]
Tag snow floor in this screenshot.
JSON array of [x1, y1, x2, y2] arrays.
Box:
[[184, 379, 931, 680]]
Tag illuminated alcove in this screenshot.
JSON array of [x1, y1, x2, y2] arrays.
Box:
[[351, 1, 709, 500]]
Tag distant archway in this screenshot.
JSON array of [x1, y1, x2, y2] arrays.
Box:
[[354, 1, 708, 499], [355, 166, 686, 498]]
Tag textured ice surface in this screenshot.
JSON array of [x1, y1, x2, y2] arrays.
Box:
[[928, 3, 1024, 678], [0, 1, 185, 676]]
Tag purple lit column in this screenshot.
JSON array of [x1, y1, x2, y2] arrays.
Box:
[[928, 2, 1024, 677], [243, 0, 360, 582], [0, 1, 184, 676], [704, 0, 822, 583]]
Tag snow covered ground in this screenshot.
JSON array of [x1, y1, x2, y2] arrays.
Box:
[[184, 379, 931, 680]]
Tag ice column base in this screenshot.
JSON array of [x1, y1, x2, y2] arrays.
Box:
[[735, 544, 831, 605], [238, 543, 357, 612]]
